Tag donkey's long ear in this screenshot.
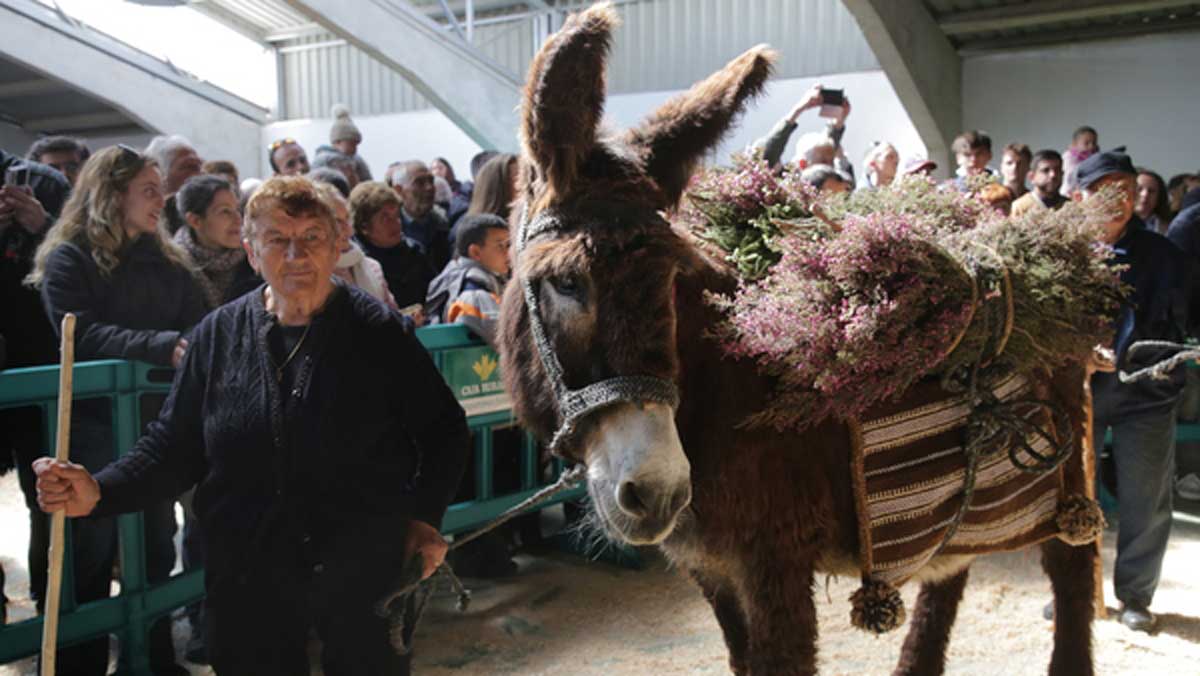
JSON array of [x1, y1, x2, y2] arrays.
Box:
[[520, 2, 619, 201], [626, 45, 776, 207]]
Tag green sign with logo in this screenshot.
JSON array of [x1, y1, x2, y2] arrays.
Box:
[[442, 346, 511, 417]]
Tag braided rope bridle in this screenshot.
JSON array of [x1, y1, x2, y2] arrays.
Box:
[[515, 203, 681, 456]]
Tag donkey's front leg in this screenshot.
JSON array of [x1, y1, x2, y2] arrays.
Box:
[[693, 570, 751, 675], [740, 552, 819, 675]]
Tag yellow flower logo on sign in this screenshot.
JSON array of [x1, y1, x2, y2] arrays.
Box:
[[473, 353, 498, 381]]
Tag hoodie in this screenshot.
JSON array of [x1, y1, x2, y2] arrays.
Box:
[[425, 257, 505, 345]]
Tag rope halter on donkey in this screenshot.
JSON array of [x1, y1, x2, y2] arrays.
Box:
[[516, 203, 682, 456]]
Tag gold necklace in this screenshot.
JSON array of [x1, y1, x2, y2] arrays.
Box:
[[272, 322, 312, 384]]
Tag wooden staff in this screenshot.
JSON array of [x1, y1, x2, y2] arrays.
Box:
[[41, 313, 76, 676]]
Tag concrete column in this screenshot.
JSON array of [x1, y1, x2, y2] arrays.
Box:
[[842, 0, 961, 173]]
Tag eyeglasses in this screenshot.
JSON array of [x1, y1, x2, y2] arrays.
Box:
[[268, 138, 298, 152], [259, 228, 332, 254]]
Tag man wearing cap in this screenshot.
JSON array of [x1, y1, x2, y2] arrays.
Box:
[[1072, 147, 1196, 633], [315, 104, 372, 183]]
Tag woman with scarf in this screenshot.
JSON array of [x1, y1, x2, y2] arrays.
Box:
[[313, 181, 398, 310], [175, 174, 259, 309]]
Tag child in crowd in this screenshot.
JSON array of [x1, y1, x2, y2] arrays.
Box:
[[424, 214, 510, 345], [1062, 125, 1099, 197], [314, 104, 372, 183]]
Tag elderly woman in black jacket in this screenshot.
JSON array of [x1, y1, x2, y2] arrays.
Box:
[[34, 176, 469, 675], [27, 144, 207, 675]]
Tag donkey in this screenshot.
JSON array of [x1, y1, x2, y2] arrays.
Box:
[[498, 5, 1097, 675]]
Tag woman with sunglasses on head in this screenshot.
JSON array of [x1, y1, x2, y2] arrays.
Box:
[[26, 144, 207, 675]]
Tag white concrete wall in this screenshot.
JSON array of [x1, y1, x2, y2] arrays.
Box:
[[963, 32, 1200, 179], [262, 70, 925, 182]]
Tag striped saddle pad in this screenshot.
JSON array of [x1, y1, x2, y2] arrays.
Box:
[[849, 372, 1065, 587]]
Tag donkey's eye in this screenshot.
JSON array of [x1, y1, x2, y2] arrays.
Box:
[[549, 275, 582, 298]]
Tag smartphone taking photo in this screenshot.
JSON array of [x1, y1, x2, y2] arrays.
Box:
[[4, 165, 31, 188], [818, 88, 844, 119]]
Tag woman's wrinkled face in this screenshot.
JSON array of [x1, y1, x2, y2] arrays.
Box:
[[245, 210, 338, 302], [192, 189, 242, 250], [364, 203, 405, 249], [121, 165, 166, 237]]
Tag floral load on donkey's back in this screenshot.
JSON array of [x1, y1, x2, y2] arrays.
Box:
[[674, 152, 1127, 431]]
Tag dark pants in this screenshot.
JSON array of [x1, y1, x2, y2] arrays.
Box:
[[14, 397, 180, 673], [1093, 403, 1176, 608], [10, 401, 119, 676], [206, 527, 413, 676]]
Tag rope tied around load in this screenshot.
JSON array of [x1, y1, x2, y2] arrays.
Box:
[[375, 464, 587, 655], [931, 246, 1075, 557]]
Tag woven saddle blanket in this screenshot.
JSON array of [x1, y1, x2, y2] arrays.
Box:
[[849, 371, 1065, 587]]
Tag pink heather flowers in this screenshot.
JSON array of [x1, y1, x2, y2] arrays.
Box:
[[680, 162, 1125, 432]]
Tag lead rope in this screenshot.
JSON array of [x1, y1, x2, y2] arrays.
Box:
[[375, 464, 588, 655], [1117, 340, 1200, 383]]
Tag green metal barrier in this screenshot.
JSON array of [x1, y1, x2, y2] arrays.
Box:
[[0, 324, 583, 673]]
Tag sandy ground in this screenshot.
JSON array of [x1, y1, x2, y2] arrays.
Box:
[[2, 471, 1199, 675]]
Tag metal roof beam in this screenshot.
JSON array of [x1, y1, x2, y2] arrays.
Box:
[[0, 78, 63, 98], [281, 0, 521, 151], [26, 111, 132, 132], [186, 0, 274, 45], [843, 0, 961, 175], [940, 0, 1200, 36], [958, 13, 1200, 52]]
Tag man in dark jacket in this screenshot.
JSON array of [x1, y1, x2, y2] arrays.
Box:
[[391, 160, 452, 271], [0, 147, 70, 632], [34, 176, 468, 675], [1166, 186, 1200, 261], [1076, 149, 1196, 633], [1, 148, 69, 368]]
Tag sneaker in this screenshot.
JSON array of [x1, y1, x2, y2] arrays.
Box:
[[1119, 603, 1156, 633], [1177, 473, 1200, 501]]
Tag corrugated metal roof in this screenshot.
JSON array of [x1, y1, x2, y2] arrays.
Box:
[[923, 0, 1200, 52], [189, 0, 312, 37], [275, 0, 880, 119]]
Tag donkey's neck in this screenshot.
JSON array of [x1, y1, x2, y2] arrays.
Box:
[[672, 259, 779, 441]]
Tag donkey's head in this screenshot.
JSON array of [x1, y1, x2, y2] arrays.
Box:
[[499, 2, 773, 545]]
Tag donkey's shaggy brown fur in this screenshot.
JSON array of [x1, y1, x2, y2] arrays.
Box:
[[499, 4, 1097, 674]]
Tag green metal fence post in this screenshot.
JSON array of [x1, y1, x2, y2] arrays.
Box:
[[114, 362, 151, 676]]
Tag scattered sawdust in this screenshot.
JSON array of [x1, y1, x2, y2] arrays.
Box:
[[3, 472, 1199, 675]]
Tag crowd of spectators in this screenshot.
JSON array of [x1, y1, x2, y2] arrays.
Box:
[[753, 85, 1200, 637], [3, 85, 1200, 671]]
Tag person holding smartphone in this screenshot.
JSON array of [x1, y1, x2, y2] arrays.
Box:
[[26, 145, 207, 674], [0, 147, 71, 669], [752, 82, 855, 187]]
